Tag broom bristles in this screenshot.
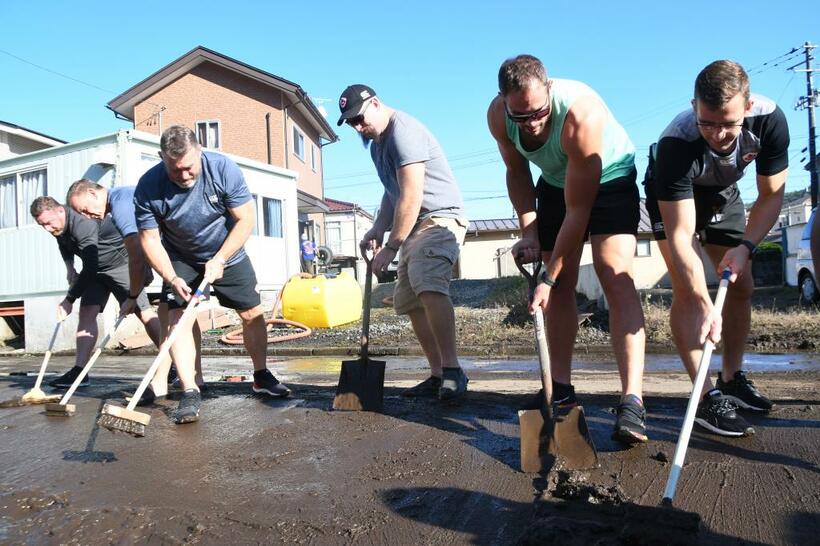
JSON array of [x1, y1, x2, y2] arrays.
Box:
[[96, 413, 146, 437]]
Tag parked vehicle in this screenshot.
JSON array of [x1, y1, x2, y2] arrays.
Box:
[[796, 207, 818, 304]]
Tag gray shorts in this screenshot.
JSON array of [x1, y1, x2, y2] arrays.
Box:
[[393, 217, 467, 315], [80, 263, 152, 312]]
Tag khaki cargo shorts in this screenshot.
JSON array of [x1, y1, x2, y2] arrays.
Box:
[[393, 217, 467, 315]]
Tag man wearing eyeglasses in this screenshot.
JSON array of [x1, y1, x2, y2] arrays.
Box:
[[337, 84, 470, 402], [487, 54, 648, 445], [645, 60, 789, 438]]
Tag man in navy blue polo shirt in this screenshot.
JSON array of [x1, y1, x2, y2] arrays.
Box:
[[135, 125, 289, 425]]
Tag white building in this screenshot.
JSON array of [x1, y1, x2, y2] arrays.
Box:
[[323, 197, 374, 280], [0, 129, 300, 351]]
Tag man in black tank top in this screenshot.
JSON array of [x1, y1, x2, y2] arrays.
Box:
[[644, 60, 789, 438]]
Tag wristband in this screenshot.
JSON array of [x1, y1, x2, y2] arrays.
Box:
[[384, 241, 400, 252], [538, 271, 559, 288], [170, 275, 180, 285], [740, 239, 757, 257], [127, 293, 140, 299]]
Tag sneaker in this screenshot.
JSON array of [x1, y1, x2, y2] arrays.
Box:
[[50, 366, 89, 389], [520, 383, 578, 411], [402, 376, 442, 398], [439, 367, 468, 401], [134, 386, 167, 407], [173, 389, 201, 424], [695, 393, 754, 437], [717, 371, 773, 412], [167, 363, 179, 386], [612, 394, 649, 445], [252, 369, 291, 397]]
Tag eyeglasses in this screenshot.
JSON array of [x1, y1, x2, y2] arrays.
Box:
[[696, 120, 744, 132], [504, 98, 551, 124], [345, 100, 373, 127]]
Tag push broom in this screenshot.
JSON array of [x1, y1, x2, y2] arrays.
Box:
[[662, 268, 732, 506], [45, 315, 125, 416], [1, 319, 64, 408], [97, 281, 208, 437]]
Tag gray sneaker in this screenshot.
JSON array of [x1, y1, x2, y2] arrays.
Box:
[[439, 367, 468, 401], [173, 389, 202, 424]]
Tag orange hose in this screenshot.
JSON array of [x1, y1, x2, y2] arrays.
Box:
[[220, 273, 314, 345]]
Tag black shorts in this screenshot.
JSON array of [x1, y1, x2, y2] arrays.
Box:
[[644, 180, 745, 247], [162, 257, 261, 311], [536, 168, 640, 251], [80, 263, 152, 312]]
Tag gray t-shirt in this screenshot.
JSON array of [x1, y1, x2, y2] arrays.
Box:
[[134, 151, 252, 266], [370, 110, 464, 226], [107, 186, 139, 238]]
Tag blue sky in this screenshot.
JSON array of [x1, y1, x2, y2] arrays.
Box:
[[1, 1, 816, 220]]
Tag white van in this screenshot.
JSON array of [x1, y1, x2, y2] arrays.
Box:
[[796, 207, 818, 304]]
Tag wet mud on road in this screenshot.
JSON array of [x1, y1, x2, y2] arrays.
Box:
[[0, 358, 818, 545]]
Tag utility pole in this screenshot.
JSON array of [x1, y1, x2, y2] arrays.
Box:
[[792, 42, 819, 207]]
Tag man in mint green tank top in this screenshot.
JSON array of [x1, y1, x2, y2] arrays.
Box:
[[487, 54, 647, 445]]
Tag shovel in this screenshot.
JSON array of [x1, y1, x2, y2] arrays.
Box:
[[333, 252, 385, 412], [515, 258, 598, 472]]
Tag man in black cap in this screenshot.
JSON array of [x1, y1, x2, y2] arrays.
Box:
[[338, 85, 470, 401]]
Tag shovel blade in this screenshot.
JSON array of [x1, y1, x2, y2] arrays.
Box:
[[333, 357, 386, 412], [518, 405, 598, 473]]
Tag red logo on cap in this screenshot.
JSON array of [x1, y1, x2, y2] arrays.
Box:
[[340, 97, 347, 108]]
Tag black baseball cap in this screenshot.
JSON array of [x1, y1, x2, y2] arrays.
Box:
[[337, 84, 377, 126]]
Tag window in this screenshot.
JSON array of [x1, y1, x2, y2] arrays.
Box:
[[326, 222, 342, 254], [196, 120, 221, 149], [0, 167, 47, 229], [636, 239, 651, 257], [292, 126, 305, 161], [310, 144, 317, 172], [262, 197, 283, 238], [251, 194, 258, 236]]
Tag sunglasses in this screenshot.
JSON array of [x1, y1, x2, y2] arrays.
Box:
[[504, 98, 551, 124], [696, 120, 744, 132], [345, 100, 373, 127]]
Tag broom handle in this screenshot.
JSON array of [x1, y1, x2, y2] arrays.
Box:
[[125, 280, 208, 412], [663, 268, 732, 504], [32, 320, 64, 391], [59, 315, 125, 405]]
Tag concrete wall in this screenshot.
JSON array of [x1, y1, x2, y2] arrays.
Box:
[[459, 231, 519, 279]]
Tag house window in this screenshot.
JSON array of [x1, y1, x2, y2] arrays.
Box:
[[326, 222, 342, 254], [196, 120, 221, 150], [636, 239, 651, 257], [310, 144, 317, 172], [292, 126, 305, 161], [0, 167, 47, 229], [262, 197, 283, 238], [251, 194, 258, 236]]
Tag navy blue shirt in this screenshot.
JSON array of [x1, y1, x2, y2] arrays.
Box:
[[107, 186, 139, 238], [134, 151, 252, 266]]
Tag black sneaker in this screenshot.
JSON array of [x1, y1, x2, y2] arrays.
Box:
[[167, 363, 179, 386], [439, 367, 468, 401], [695, 393, 754, 437], [173, 389, 201, 424], [252, 369, 291, 397], [520, 383, 578, 410], [402, 376, 442, 398], [50, 366, 89, 389], [612, 394, 649, 445], [717, 371, 773, 412], [134, 386, 167, 407]]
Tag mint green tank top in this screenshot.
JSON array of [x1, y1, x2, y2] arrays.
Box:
[[505, 79, 635, 188]]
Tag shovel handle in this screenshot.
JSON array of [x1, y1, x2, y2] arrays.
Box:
[[515, 255, 552, 410], [361, 258, 373, 358], [662, 268, 732, 504]]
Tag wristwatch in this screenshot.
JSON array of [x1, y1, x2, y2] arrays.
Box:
[[538, 271, 559, 288], [384, 241, 400, 252]]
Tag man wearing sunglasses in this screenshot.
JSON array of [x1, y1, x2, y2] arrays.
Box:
[[488, 54, 647, 446], [644, 60, 789, 437], [337, 84, 469, 402]]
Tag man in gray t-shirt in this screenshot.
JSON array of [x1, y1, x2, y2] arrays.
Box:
[[337, 85, 469, 401]]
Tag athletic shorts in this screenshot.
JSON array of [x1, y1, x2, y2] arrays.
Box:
[[162, 257, 261, 311], [80, 262, 152, 312], [644, 180, 746, 247], [536, 168, 640, 251], [393, 217, 467, 315]]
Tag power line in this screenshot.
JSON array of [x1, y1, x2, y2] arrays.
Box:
[[0, 48, 115, 94]]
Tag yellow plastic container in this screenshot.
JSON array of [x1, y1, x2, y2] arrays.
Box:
[[281, 272, 363, 328]]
